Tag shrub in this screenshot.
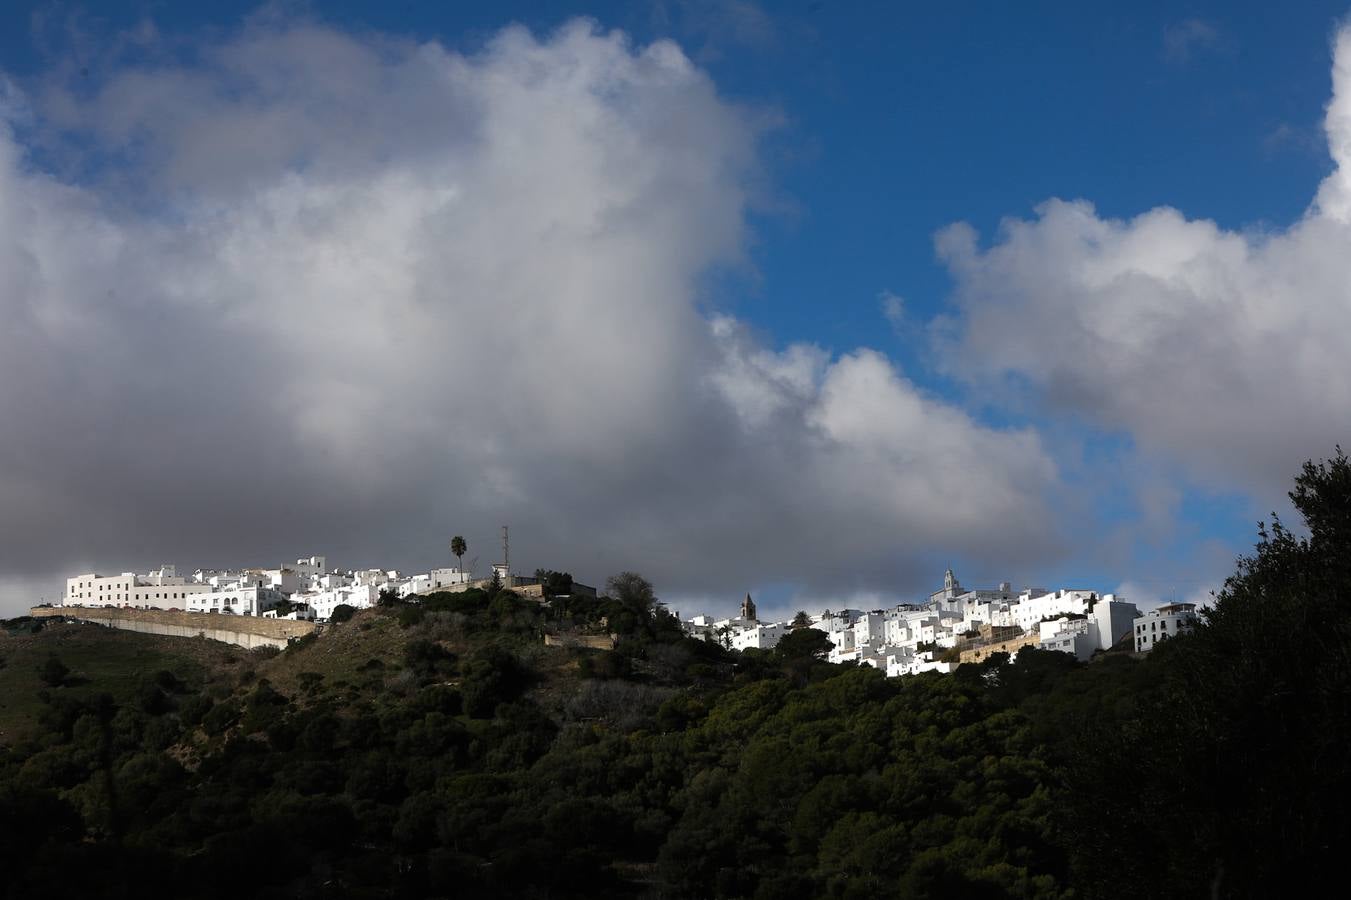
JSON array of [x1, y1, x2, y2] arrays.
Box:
[[38, 656, 69, 688], [330, 605, 357, 623]]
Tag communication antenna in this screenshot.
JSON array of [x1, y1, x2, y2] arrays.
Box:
[[501, 525, 511, 587]]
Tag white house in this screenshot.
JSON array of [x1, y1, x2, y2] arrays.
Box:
[[400, 567, 472, 597], [730, 622, 789, 651], [1013, 589, 1098, 634], [1133, 603, 1199, 652], [185, 585, 285, 617], [1038, 617, 1097, 661], [1088, 596, 1140, 651], [301, 584, 380, 621]]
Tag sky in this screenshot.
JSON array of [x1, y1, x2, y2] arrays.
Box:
[[2, 0, 1350, 619]]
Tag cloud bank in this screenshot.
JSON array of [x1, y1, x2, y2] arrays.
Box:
[[0, 16, 1061, 614], [937, 25, 1351, 497]]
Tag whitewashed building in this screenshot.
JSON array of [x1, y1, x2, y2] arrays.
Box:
[[303, 584, 381, 621], [730, 622, 789, 651], [1133, 603, 1199, 652], [400, 567, 472, 597], [65, 568, 214, 609], [185, 585, 286, 617]]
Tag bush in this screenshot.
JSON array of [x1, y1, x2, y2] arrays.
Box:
[[38, 656, 69, 688], [330, 605, 357, 623], [404, 639, 457, 683], [461, 648, 530, 718], [577, 650, 631, 680], [201, 700, 241, 736]]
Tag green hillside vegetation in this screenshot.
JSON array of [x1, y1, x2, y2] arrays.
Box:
[[2, 453, 1350, 898]]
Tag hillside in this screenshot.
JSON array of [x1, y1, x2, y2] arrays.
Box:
[[0, 617, 249, 743], [1, 455, 1350, 898]]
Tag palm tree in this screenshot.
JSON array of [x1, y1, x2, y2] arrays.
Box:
[[450, 536, 467, 577]]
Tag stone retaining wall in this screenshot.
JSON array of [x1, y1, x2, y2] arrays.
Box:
[[31, 606, 317, 650], [543, 632, 616, 651]]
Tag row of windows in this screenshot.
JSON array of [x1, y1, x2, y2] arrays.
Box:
[[71, 590, 201, 601]]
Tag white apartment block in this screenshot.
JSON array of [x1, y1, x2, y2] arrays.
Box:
[[1133, 603, 1199, 652], [65, 567, 214, 608]]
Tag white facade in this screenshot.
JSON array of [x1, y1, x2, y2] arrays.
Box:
[[65, 571, 214, 609], [301, 584, 380, 621], [1013, 589, 1098, 633], [292, 556, 329, 581], [729, 622, 789, 651], [1133, 603, 1199, 652], [1038, 617, 1097, 661], [400, 567, 471, 597], [1089, 596, 1140, 651], [185, 585, 284, 617]]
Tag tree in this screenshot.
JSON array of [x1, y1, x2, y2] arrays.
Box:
[[536, 570, 573, 599], [791, 611, 811, 630], [1060, 449, 1351, 897], [451, 536, 467, 574], [775, 628, 833, 662], [38, 656, 69, 688], [330, 604, 357, 623], [606, 572, 656, 614]]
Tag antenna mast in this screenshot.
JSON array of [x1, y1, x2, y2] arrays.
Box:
[[502, 525, 512, 588]]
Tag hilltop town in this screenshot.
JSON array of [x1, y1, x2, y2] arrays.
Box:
[[56, 550, 1196, 672], [682, 568, 1198, 673]]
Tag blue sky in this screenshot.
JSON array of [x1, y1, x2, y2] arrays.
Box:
[[2, 1, 1349, 616]]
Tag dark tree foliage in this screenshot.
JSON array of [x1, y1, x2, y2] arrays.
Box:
[[38, 655, 69, 688], [1057, 449, 1351, 898]]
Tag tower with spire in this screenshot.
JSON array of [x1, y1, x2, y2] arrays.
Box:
[[740, 592, 757, 622]]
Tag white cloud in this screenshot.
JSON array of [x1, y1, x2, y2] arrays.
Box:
[[936, 24, 1351, 498], [0, 15, 1063, 616], [879, 290, 906, 332], [1162, 18, 1224, 64]]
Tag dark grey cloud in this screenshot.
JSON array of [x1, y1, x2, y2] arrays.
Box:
[[0, 16, 1064, 616]]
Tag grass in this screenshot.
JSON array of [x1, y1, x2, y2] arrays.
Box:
[[257, 607, 411, 696], [0, 617, 251, 744]]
